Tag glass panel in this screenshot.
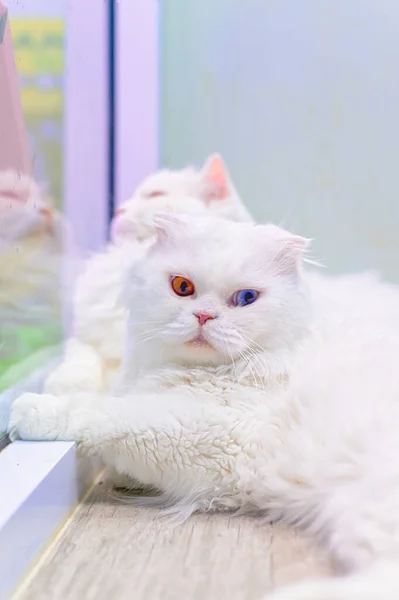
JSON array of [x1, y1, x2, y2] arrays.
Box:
[[0, 1, 64, 393], [0, 0, 110, 402], [160, 0, 399, 282]]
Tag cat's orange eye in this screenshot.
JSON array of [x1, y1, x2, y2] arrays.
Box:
[[171, 276, 195, 297]]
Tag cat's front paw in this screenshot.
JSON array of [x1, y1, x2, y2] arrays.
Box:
[[8, 392, 65, 442]]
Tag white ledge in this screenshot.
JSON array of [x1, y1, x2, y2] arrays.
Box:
[[0, 353, 102, 598], [0, 441, 100, 600]]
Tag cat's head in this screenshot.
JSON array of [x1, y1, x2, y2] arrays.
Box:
[[0, 170, 56, 245], [111, 154, 254, 243], [126, 214, 312, 372]]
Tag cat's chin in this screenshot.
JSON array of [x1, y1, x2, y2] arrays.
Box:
[[185, 334, 214, 350], [167, 340, 227, 368]]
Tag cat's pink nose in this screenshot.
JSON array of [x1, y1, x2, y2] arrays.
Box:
[[195, 313, 215, 326]]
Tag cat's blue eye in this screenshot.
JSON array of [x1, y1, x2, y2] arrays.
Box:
[[231, 289, 259, 307]]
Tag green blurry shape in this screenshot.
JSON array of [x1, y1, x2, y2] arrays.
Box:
[[0, 324, 62, 392]]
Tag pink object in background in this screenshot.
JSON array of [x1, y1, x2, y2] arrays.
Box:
[[0, 1, 31, 175]]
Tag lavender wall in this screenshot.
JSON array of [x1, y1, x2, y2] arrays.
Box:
[[115, 0, 159, 206], [64, 0, 109, 253]]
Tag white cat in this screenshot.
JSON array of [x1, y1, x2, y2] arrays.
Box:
[[44, 154, 254, 396], [10, 213, 399, 600]]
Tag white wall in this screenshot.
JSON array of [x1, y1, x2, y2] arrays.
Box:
[[161, 0, 399, 280]]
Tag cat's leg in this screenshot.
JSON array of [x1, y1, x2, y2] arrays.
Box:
[[43, 338, 106, 395], [8, 390, 242, 506]]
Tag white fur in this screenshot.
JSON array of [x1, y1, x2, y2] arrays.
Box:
[[10, 214, 399, 599], [44, 156, 254, 395]]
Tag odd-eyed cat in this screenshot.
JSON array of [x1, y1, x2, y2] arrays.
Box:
[[10, 213, 399, 600], [44, 154, 254, 395]]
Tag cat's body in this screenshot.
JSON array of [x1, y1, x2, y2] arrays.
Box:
[[44, 155, 254, 395], [10, 215, 399, 598]]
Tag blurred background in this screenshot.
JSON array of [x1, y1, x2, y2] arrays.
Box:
[[10, 1, 63, 204], [1, 0, 399, 393]]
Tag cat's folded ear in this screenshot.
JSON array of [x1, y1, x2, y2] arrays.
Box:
[[200, 153, 231, 202], [260, 224, 311, 277]]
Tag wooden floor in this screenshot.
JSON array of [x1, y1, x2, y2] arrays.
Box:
[[15, 478, 332, 600]]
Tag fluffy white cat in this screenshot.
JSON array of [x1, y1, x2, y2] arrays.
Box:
[[44, 154, 254, 395], [10, 213, 399, 599]]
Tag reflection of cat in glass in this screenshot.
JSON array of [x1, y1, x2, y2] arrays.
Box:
[[0, 169, 65, 329]]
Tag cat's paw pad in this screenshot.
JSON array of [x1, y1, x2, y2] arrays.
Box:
[[8, 392, 62, 441]]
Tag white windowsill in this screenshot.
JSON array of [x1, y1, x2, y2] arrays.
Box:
[[0, 361, 101, 600]]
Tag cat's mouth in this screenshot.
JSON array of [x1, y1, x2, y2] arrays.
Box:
[[185, 334, 214, 350]]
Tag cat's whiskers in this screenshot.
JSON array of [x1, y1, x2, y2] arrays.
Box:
[[232, 332, 266, 391], [236, 348, 262, 389], [135, 320, 166, 326], [135, 326, 164, 341], [242, 342, 270, 389], [134, 333, 161, 346], [238, 332, 266, 355], [244, 348, 266, 392], [224, 338, 238, 381], [237, 332, 268, 365]]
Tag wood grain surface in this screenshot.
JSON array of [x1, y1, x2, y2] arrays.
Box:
[[15, 478, 332, 600]]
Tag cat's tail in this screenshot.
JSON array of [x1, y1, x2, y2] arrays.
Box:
[[110, 486, 199, 525]]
